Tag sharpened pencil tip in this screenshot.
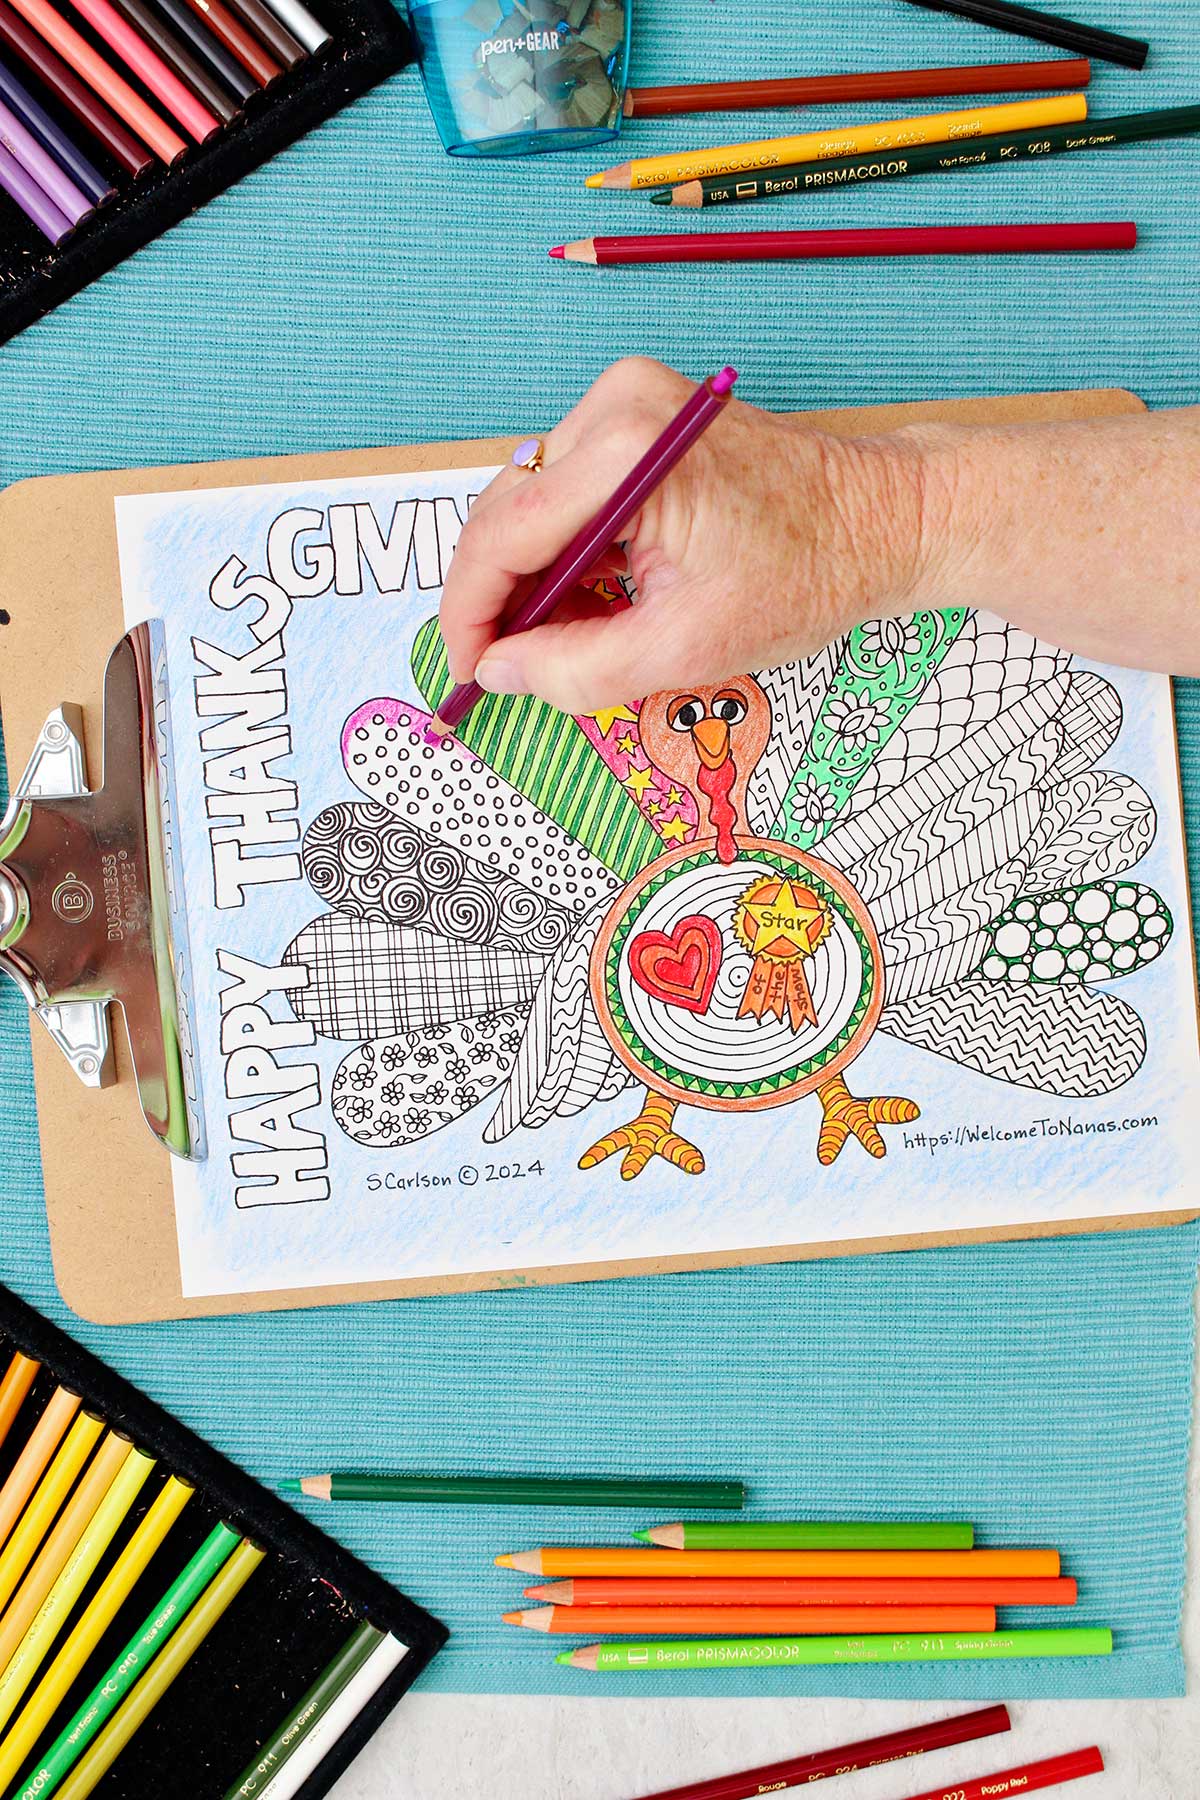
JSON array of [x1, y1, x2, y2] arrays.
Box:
[[555, 1651, 573, 1664], [277, 1478, 302, 1493], [584, 173, 603, 188], [631, 1530, 652, 1542], [548, 245, 564, 259], [503, 1612, 522, 1624], [647, 189, 670, 205], [424, 716, 448, 743], [495, 1554, 515, 1568]]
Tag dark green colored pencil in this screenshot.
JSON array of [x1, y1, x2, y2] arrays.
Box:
[[222, 1621, 386, 1799], [281, 1472, 746, 1509], [649, 104, 1200, 207]]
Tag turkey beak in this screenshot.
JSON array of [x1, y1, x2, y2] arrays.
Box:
[[691, 717, 731, 770]]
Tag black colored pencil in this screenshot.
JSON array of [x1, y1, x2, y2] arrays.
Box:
[[651, 104, 1200, 206], [146, 0, 259, 102], [107, 0, 241, 121], [898, 0, 1148, 70]]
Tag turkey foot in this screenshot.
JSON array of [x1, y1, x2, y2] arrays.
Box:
[[579, 1091, 705, 1181], [815, 1075, 920, 1165]]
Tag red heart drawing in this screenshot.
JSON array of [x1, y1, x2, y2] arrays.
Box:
[[629, 915, 722, 1014]]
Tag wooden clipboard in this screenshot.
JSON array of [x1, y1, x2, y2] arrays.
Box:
[[3, 387, 1196, 1325]]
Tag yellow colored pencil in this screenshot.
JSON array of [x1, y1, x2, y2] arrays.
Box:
[[0, 1386, 83, 1555], [585, 93, 1088, 189], [54, 1539, 266, 1800], [0, 1445, 156, 1733], [0, 1352, 40, 1453], [0, 1411, 105, 1615], [0, 1475, 194, 1794], [0, 1431, 135, 1676]]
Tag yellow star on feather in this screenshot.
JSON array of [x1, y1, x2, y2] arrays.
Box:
[[590, 704, 638, 737], [659, 816, 690, 844], [666, 786, 683, 806], [647, 800, 663, 818], [736, 877, 831, 961], [616, 732, 637, 756], [624, 765, 656, 799]]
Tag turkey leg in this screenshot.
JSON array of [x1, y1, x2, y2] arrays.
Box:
[[815, 1075, 920, 1165], [579, 1090, 705, 1181]]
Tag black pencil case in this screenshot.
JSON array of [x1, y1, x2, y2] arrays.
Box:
[[0, 0, 411, 347], [0, 1276, 447, 1799]]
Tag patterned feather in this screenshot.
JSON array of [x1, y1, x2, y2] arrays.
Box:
[[410, 620, 663, 880], [971, 879, 1173, 986], [331, 1010, 527, 1146], [880, 977, 1147, 1097], [746, 643, 848, 835], [1020, 771, 1156, 894]]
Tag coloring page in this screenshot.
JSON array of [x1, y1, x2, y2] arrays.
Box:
[[115, 469, 1200, 1298]]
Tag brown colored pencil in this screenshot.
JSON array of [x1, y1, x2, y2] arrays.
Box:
[[106, 0, 240, 121], [526, 1575, 1079, 1607], [505, 1604, 999, 1634], [179, 0, 280, 83], [221, 0, 305, 68], [0, 0, 153, 171], [623, 56, 1091, 118]]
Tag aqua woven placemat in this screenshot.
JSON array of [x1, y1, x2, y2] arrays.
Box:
[[1, 0, 1199, 1697]]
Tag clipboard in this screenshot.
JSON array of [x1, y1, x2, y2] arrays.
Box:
[[3, 386, 1196, 1325]]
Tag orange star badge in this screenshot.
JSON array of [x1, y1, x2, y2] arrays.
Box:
[[733, 874, 832, 1033]]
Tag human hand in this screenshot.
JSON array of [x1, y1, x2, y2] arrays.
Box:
[[438, 357, 933, 715]]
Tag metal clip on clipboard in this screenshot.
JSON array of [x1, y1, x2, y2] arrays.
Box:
[[0, 622, 202, 1159]]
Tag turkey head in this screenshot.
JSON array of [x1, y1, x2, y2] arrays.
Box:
[[639, 676, 772, 864]]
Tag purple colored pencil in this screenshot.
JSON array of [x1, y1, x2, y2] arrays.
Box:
[[429, 366, 739, 739], [0, 54, 113, 204], [0, 134, 71, 238], [0, 89, 91, 223]]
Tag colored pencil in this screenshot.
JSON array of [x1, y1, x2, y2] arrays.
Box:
[[0, 1431, 137, 1677], [221, 1621, 386, 1799], [0, 1476, 194, 1796], [10, 1521, 243, 1800], [231, 1634, 409, 1800], [584, 92, 1087, 188], [283, 1473, 746, 1508], [554, 222, 1138, 266], [0, 55, 112, 202], [5, 0, 186, 160], [641, 1521, 973, 1550], [428, 365, 737, 738], [0, 136, 70, 235], [497, 1548, 1061, 1577], [898, 0, 1148, 70], [105, 0, 240, 124], [625, 1703, 1013, 1800], [64, 0, 219, 140], [255, 0, 329, 55], [0, 1412, 105, 1612], [0, 1385, 82, 1554], [528, 1575, 1079, 1607], [0, 88, 92, 220], [179, 0, 282, 85], [623, 57, 1091, 117], [0, 1445, 156, 1733], [149, 0, 257, 101], [0, 0, 153, 174], [886, 1745, 1105, 1799], [505, 1604, 999, 1634], [656, 103, 1200, 204], [51, 1539, 266, 1800], [557, 1627, 1113, 1670], [0, 1350, 39, 1448], [222, 0, 305, 66]]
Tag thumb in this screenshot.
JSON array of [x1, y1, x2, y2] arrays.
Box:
[[475, 603, 687, 716]]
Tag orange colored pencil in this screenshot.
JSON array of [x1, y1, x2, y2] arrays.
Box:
[[504, 1604, 998, 1635], [496, 1548, 1061, 1579], [0, 1387, 81, 1554], [0, 1353, 39, 1453], [526, 1576, 1079, 1608]]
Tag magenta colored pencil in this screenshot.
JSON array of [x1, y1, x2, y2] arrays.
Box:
[[554, 221, 1138, 265], [0, 134, 72, 238], [428, 366, 738, 738], [0, 87, 91, 222]]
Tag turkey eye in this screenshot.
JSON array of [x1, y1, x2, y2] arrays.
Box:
[[713, 692, 748, 725], [667, 697, 704, 731]]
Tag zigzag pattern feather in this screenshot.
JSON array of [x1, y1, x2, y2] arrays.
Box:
[[880, 978, 1147, 1096], [747, 643, 848, 835], [870, 791, 1043, 932]]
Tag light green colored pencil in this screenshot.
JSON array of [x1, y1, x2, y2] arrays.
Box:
[[638, 1522, 974, 1550], [557, 1627, 1113, 1671]]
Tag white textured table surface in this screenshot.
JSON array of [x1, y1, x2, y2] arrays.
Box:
[[334, 1323, 1199, 1800]]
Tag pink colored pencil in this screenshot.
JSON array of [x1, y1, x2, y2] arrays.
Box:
[[428, 366, 738, 738], [553, 221, 1138, 265], [64, 0, 219, 140], [6, 0, 187, 160]]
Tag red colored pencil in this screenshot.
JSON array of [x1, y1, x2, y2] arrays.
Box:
[[0, 0, 153, 175], [890, 1746, 1104, 1800], [6, 0, 186, 160], [64, 0, 220, 140], [527, 1576, 1078, 1607], [628, 1704, 1013, 1800], [623, 57, 1092, 117], [553, 221, 1137, 266]]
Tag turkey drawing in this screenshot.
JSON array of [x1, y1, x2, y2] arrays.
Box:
[[281, 608, 1172, 1180]]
